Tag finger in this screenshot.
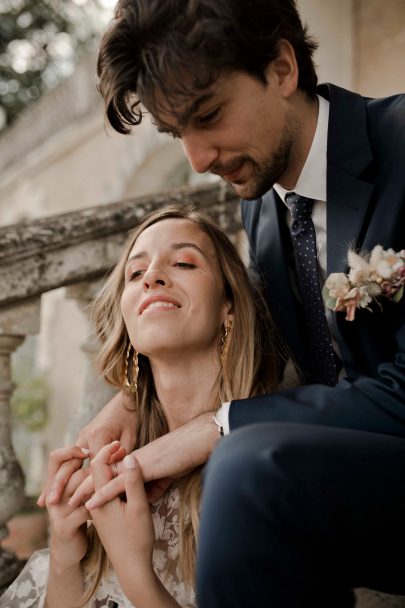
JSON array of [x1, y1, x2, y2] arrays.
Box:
[[64, 467, 91, 499], [85, 475, 125, 510], [77, 426, 122, 459], [43, 447, 89, 505], [91, 440, 121, 465], [65, 505, 91, 530], [46, 446, 89, 480], [90, 442, 121, 492], [37, 490, 46, 508], [145, 477, 173, 503], [122, 455, 149, 513], [45, 459, 84, 505], [109, 446, 126, 464], [68, 474, 94, 508]]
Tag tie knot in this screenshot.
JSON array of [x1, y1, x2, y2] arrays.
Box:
[[285, 192, 313, 221]]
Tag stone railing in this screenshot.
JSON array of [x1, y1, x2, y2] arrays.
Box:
[[0, 181, 240, 592]]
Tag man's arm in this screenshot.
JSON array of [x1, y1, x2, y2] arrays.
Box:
[[83, 309, 405, 509], [71, 412, 219, 509], [230, 311, 405, 435]]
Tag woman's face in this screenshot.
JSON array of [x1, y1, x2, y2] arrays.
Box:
[[121, 218, 231, 359]]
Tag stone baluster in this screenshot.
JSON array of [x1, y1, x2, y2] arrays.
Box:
[[65, 280, 116, 444], [0, 299, 40, 593]]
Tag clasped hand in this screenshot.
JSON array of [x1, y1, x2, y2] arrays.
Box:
[[43, 441, 158, 578]]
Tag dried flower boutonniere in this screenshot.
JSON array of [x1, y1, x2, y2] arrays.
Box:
[[322, 245, 405, 321]]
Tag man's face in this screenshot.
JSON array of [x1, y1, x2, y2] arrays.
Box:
[[150, 70, 299, 200]]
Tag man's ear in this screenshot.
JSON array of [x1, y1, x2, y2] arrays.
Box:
[[265, 39, 299, 99]]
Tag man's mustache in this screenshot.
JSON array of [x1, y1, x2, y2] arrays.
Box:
[[209, 157, 248, 178]]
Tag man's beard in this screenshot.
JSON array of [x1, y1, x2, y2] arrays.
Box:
[[210, 123, 294, 200]]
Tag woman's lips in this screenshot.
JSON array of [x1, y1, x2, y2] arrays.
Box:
[[139, 296, 181, 315]]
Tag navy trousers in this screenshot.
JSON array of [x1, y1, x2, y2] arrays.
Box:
[[197, 424, 405, 607]]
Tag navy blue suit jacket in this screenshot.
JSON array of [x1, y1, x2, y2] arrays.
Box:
[[232, 83, 405, 436]]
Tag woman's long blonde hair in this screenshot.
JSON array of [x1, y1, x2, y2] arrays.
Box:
[[80, 204, 281, 603]]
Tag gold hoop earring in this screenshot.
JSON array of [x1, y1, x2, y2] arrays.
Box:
[[221, 320, 232, 366], [124, 341, 139, 394]]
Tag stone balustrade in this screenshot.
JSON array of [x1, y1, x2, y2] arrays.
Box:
[[0, 182, 240, 592]]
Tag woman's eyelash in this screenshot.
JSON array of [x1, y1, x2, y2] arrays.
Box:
[[129, 270, 144, 280], [175, 262, 196, 268], [128, 262, 195, 280]]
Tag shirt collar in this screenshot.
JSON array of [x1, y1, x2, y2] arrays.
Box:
[[274, 95, 329, 204]]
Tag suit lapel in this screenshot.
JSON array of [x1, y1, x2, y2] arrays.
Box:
[[323, 84, 375, 274], [327, 166, 374, 273]]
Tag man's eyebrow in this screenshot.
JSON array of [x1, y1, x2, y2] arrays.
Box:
[[180, 92, 215, 125], [125, 242, 206, 266], [154, 91, 216, 131]]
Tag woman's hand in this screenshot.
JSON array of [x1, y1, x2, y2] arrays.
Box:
[[37, 444, 90, 508], [77, 411, 218, 510], [45, 448, 92, 571], [87, 443, 158, 602], [37, 439, 126, 508], [37, 391, 136, 507]]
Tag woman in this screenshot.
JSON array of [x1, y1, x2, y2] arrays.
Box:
[[1, 205, 280, 607]]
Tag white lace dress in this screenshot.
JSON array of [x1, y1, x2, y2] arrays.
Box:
[[0, 485, 196, 608]]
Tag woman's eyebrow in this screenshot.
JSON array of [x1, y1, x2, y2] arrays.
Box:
[[125, 251, 147, 266], [125, 242, 206, 266], [171, 242, 207, 258]]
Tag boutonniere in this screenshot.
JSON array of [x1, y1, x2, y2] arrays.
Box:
[[322, 245, 405, 321]]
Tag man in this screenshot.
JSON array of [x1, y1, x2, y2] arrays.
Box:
[[46, 1, 405, 606]]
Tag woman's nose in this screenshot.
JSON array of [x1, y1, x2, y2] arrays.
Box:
[[143, 267, 169, 289]]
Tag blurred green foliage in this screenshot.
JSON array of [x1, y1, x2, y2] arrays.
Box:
[[0, 0, 102, 131], [11, 372, 49, 431]]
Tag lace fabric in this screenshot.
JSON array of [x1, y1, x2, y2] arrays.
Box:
[[0, 484, 196, 608]]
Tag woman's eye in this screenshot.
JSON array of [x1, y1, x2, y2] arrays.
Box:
[[175, 262, 196, 269], [129, 270, 144, 280]]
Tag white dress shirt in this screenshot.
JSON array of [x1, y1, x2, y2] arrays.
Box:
[[217, 95, 334, 434]]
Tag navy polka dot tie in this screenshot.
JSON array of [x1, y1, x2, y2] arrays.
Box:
[[285, 192, 337, 386]]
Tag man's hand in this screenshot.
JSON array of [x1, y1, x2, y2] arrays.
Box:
[[76, 391, 137, 456], [69, 411, 219, 510]]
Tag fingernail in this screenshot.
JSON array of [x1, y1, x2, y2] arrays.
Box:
[[81, 448, 90, 454], [85, 499, 95, 509], [48, 490, 56, 502], [123, 454, 136, 469]]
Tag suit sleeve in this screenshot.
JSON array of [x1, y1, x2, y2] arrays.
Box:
[[230, 280, 405, 438]]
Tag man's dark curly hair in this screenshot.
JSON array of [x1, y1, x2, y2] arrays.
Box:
[[97, 0, 318, 134]]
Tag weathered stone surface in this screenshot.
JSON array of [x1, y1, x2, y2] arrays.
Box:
[[0, 299, 41, 335], [0, 182, 240, 306]]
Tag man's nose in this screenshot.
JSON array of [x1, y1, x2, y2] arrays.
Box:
[[181, 134, 219, 174]]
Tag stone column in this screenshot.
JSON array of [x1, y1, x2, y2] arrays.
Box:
[[65, 280, 116, 443], [0, 299, 40, 593]]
